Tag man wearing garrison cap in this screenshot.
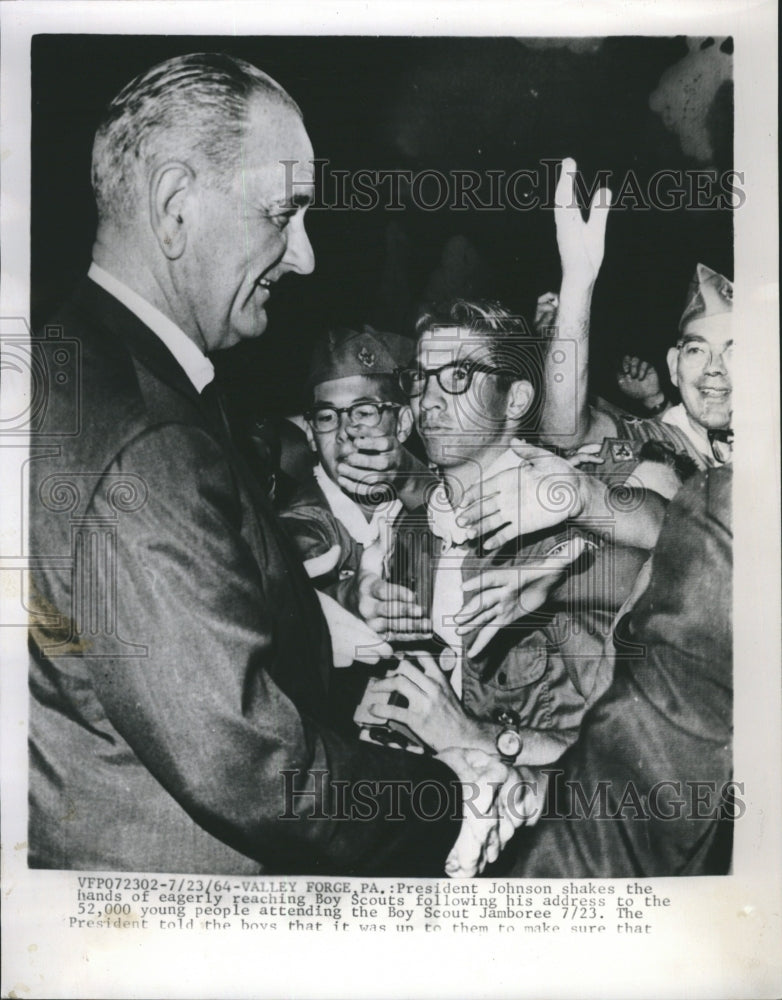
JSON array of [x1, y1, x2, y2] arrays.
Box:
[[279, 325, 431, 727], [536, 160, 734, 499], [599, 262, 734, 482], [661, 263, 733, 465]]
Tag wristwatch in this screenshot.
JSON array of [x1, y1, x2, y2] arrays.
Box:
[[494, 708, 524, 763]]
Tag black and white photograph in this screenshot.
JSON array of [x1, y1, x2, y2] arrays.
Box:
[[1, 2, 779, 998]]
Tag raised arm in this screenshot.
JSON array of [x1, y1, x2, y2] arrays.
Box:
[[456, 440, 667, 554], [539, 158, 617, 448]]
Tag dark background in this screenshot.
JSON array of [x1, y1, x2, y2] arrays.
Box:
[[31, 34, 733, 417]]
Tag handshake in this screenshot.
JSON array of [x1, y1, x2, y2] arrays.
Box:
[[353, 651, 548, 877], [436, 746, 546, 878]]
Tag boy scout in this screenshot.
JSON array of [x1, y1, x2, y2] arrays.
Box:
[[280, 325, 426, 603]]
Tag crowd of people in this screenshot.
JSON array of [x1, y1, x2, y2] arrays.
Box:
[[28, 52, 734, 879]]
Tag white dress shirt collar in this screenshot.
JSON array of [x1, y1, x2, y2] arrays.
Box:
[[88, 262, 215, 393], [313, 463, 402, 548]]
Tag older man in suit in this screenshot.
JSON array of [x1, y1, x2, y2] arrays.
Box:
[[28, 52, 518, 876]]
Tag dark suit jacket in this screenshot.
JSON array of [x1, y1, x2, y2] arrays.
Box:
[[504, 468, 733, 876], [28, 279, 459, 875]]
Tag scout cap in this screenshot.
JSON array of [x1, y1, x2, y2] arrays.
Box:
[[307, 325, 415, 388], [679, 263, 733, 332]]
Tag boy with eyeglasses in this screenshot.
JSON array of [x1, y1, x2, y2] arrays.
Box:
[[354, 298, 656, 765], [280, 325, 429, 606]]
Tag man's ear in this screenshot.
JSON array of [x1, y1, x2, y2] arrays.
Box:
[[149, 162, 194, 260], [666, 346, 680, 388], [505, 379, 534, 422], [304, 419, 319, 454], [395, 404, 414, 444]]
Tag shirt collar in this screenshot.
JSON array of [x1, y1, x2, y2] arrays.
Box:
[[428, 447, 521, 548], [660, 403, 716, 461], [88, 263, 215, 393], [313, 463, 401, 548]]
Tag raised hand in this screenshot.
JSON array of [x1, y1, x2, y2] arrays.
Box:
[[616, 355, 666, 409], [555, 156, 612, 286]]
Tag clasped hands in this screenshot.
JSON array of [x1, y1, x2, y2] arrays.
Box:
[[353, 652, 546, 876]]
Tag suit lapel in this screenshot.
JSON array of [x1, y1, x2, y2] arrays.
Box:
[[78, 278, 202, 406], [78, 278, 332, 692]]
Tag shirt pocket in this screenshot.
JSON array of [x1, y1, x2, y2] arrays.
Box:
[[465, 642, 555, 729], [485, 642, 548, 693]]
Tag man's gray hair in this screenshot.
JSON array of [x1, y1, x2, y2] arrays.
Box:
[[91, 52, 302, 225]]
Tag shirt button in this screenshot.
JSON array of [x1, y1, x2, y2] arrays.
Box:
[[498, 671, 507, 685]]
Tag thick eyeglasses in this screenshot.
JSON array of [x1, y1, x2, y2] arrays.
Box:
[[398, 361, 511, 397], [305, 401, 401, 433]]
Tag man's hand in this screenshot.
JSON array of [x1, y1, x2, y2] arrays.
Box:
[[455, 537, 586, 658], [336, 431, 408, 500], [315, 590, 392, 666], [355, 653, 491, 753], [509, 441, 667, 550], [305, 545, 394, 665], [616, 355, 667, 411], [357, 574, 432, 640], [436, 748, 541, 877], [534, 291, 559, 337], [555, 156, 612, 288], [355, 538, 431, 639], [337, 432, 437, 510], [455, 442, 590, 550]]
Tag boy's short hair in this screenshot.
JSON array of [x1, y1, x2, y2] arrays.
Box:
[[415, 298, 541, 394]]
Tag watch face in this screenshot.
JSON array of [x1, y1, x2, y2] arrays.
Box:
[[497, 729, 523, 760]]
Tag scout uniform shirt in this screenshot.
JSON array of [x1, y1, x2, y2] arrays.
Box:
[[280, 462, 402, 603], [387, 449, 618, 745]]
